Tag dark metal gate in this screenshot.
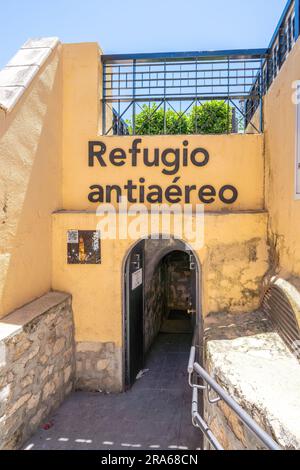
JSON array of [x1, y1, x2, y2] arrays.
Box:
[[125, 240, 145, 387]]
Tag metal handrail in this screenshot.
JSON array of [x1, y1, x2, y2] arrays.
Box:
[[188, 339, 281, 451]]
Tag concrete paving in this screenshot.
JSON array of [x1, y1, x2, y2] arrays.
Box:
[[24, 333, 202, 450]]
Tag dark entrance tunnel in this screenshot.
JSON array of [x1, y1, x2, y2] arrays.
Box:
[[145, 250, 194, 345], [123, 238, 202, 448], [124, 238, 200, 389]]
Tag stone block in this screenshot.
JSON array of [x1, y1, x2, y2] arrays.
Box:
[[96, 359, 109, 371], [10, 338, 32, 361], [7, 48, 52, 68], [53, 337, 65, 355], [40, 365, 54, 382], [0, 342, 6, 370], [0, 66, 39, 87], [0, 87, 24, 112], [27, 393, 41, 411], [42, 381, 55, 400], [8, 393, 31, 417], [21, 37, 60, 50], [64, 365, 72, 384], [21, 374, 34, 389], [0, 385, 10, 416], [76, 342, 103, 353]]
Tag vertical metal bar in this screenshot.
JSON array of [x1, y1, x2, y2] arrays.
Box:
[[259, 58, 264, 133], [195, 58, 198, 135], [227, 57, 230, 134], [132, 59, 136, 135], [163, 61, 167, 134], [118, 100, 121, 135], [295, 0, 300, 39], [117, 66, 121, 135], [278, 26, 284, 68], [102, 62, 107, 135]]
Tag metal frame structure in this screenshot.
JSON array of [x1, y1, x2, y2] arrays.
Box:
[[102, 0, 300, 136], [246, 0, 299, 127], [187, 331, 281, 451], [102, 50, 267, 136]]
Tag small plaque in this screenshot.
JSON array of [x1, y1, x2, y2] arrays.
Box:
[[132, 268, 143, 290], [67, 230, 101, 264]]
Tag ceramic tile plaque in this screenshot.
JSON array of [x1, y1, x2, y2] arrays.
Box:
[[67, 230, 101, 264]]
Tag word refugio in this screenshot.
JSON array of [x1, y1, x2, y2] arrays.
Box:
[[88, 139, 239, 205]]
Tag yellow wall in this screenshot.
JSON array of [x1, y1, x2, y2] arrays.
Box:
[[0, 40, 270, 349], [63, 134, 264, 212], [61, 44, 264, 213], [52, 211, 268, 345], [53, 43, 268, 345], [0, 46, 63, 319], [62, 42, 101, 209], [264, 39, 300, 278]]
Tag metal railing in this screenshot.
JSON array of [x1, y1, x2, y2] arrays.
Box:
[[266, 0, 299, 86], [187, 332, 281, 451], [102, 50, 267, 136], [102, 0, 300, 137], [246, 0, 300, 125]]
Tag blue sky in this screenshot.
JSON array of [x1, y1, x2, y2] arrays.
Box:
[[0, 0, 288, 68]]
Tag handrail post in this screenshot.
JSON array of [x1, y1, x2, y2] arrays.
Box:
[[295, 0, 300, 40], [102, 61, 107, 135], [259, 59, 264, 133]]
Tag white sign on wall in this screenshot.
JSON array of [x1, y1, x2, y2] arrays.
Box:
[[132, 269, 143, 290]]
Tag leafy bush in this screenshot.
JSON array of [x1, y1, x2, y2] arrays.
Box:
[[127, 104, 188, 135], [126, 101, 232, 135], [187, 101, 232, 134]]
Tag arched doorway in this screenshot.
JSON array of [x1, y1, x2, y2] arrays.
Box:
[[123, 237, 202, 389]]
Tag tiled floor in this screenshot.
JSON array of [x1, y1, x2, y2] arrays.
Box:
[[24, 333, 201, 450]]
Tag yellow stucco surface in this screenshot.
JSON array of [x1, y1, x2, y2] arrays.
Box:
[[52, 211, 268, 345], [0, 46, 63, 319], [0, 40, 270, 343], [62, 42, 101, 208], [63, 134, 264, 212], [264, 40, 300, 278], [61, 45, 264, 213], [56, 43, 268, 344]]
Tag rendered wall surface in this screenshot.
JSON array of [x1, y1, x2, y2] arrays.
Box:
[[0, 45, 63, 319], [52, 211, 269, 353], [57, 43, 268, 380], [0, 39, 271, 395], [62, 42, 101, 210], [63, 134, 264, 212], [60, 46, 264, 213], [264, 39, 300, 279]]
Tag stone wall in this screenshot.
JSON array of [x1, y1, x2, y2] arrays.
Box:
[[75, 342, 122, 393], [144, 263, 166, 353], [143, 239, 193, 353], [0, 292, 75, 450], [203, 312, 300, 450], [165, 251, 191, 311], [204, 237, 268, 315]]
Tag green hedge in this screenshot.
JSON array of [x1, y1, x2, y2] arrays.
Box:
[[126, 101, 232, 135]]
